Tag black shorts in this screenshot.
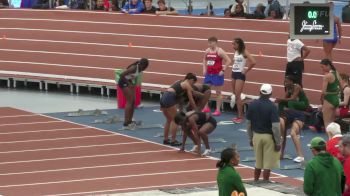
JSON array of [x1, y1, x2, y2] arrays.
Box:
[[207, 116, 217, 128], [118, 78, 129, 88], [283, 109, 306, 126], [160, 91, 177, 108], [231, 72, 246, 81], [285, 61, 304, 86], [201, 84, 211, 93]]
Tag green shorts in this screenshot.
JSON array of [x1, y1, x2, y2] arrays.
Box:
[[324, 94, 339, 108]]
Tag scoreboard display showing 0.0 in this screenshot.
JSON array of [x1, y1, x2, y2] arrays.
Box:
[[290, 3, 334, 39]]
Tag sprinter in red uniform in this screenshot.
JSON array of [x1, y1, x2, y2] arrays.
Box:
[[202, 36, 231, 116]]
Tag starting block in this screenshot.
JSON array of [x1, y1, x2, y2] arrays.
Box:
[[237, 146, 253, 151], [67, 109, 108, 117], [241, 157, 256, 162], [218, 121, 235, 125], [92, 115, 124, 124], [118, 121, 164, 131], [186, 138, 227, 145], [281, 154, 293, 160]]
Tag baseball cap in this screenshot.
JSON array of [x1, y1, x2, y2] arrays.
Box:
[[308, 137, 326, 149], [260, 84, 272, 95], [326, 122, 341, 136]]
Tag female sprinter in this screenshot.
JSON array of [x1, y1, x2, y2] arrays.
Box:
[[175, 111, 217, 156], [217, 147, 247, 196], [118, 58, 149, 127], [320, 59, 341, 134], [160, 73, 198, 146], [322, 12, 342, 60], [231, 38, 256, 123], [276, 75, 309, 115], [202, 36, 231, 116]]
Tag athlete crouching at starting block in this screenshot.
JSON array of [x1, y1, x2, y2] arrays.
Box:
[[174, 111, 217, 156]]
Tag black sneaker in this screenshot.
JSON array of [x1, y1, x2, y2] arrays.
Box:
[[170, 140, 182, 146], [163, 139, 171, 145]]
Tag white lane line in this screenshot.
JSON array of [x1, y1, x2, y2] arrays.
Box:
[[3, 27, 349, 52], [50, 181, 218, 196], [0, 141, 145, 154], [0, 157, 218, 176], [2, 29, 348, 52], [0, 168, 217, 188], [0, 17, 289, 35], [0, 120, 62, 127], [3, 8, 350, 27], [0, 127, 86, 135], [0, 134, 114, 144], [0, 114, 39, 118], [40, 114, 289, 179], [0, 149, 175, 165]]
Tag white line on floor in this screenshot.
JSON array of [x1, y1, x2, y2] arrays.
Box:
[[0, 120, 62, 127], [0, 141, 145, 154], [0, 114, 39, 118], [0, 127, 86, 135], [0, 149, 175, 165]]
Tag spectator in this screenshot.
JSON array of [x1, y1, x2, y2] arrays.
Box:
[[94, 0, 104, 10], [68, 0, 85, 9], [285, 37, 311, 86], [250, 3, 265, 19], [121, 0, 144, 14], [217, 147, 247, 196], [0, 0, 9, 8], [280, 109, 306, 163], [326, 122, 344, 162], [264, 0, 284, 19], [304, 137, 345, 196], [224, 8, 231, 17], [229, 0, 248, 14], [246, 84, 281, 182], [156, 0, 177, 15], [339, 134, 350, 196], [231, 3, 245, 17], [143, 0, 156, 13], [343, 2, 350, 23], [32, 0, 52, 9]]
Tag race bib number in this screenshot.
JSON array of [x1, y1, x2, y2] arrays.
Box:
[[232, 64, 240, 72], [207, 60, 215, 66]]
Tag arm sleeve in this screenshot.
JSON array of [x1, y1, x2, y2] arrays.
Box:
[[271, 105, 281, 145], [303, 164, 314, 195], [247, 120, 253, 141]]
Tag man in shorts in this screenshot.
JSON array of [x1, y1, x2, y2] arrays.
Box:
[[246, 84, 281, 182], [286, 38, 310, 86], [202, 36, 231, 116]]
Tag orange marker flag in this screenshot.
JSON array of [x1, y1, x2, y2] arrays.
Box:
[[2, 35, 6, 40], [128, 42, 133, 47], [258, 51, 263, 56]]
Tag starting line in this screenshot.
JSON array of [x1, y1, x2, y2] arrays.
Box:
[[67, 109, 108, 117]]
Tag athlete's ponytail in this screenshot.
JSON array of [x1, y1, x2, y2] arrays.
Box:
[[320, 58, 336, 71], [174, 112, 186, 125], [216, 147, 237, 169]]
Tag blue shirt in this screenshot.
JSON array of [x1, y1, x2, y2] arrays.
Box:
[[122, 0, 144, 14], [246, 97, 279, 134]]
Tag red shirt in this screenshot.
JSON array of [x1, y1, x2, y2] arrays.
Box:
[[344, 157, 350, 196], [205, 49, 223, 75], [327, 135, 344, 162]]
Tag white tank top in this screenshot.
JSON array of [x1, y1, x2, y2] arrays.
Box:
[[232, 51, 246, 72]]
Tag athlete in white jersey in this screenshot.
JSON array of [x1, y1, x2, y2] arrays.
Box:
[[231, 38, 256, 124]]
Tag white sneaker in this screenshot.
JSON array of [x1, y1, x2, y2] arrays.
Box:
[[293, 156, 304, 163], [190, 145, 198, 152], [202, 149, 211, 156]]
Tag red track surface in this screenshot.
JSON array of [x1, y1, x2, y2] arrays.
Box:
[[0, 107, 302, 195], [0, 9, 349, 104]]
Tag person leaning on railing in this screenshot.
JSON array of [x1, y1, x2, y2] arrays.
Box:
[[121, 0, 144, 14]]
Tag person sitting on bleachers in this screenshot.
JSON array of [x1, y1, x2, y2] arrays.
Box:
[[121, 0, 144, 14], [264, 0, 284, 19], [230, 3, 245, 17], [224, 8, 231, 17], [342, 1, 350, 23], [142, 0, 156, 14], [155, 0, 177, 15], [252, 3, 266, 19], [0, 0, 9, 8], [326, 122, 344, 162], [229, 0, 247, 14]]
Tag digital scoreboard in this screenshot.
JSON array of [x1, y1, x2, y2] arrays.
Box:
[[290, 3, 334, 39]]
